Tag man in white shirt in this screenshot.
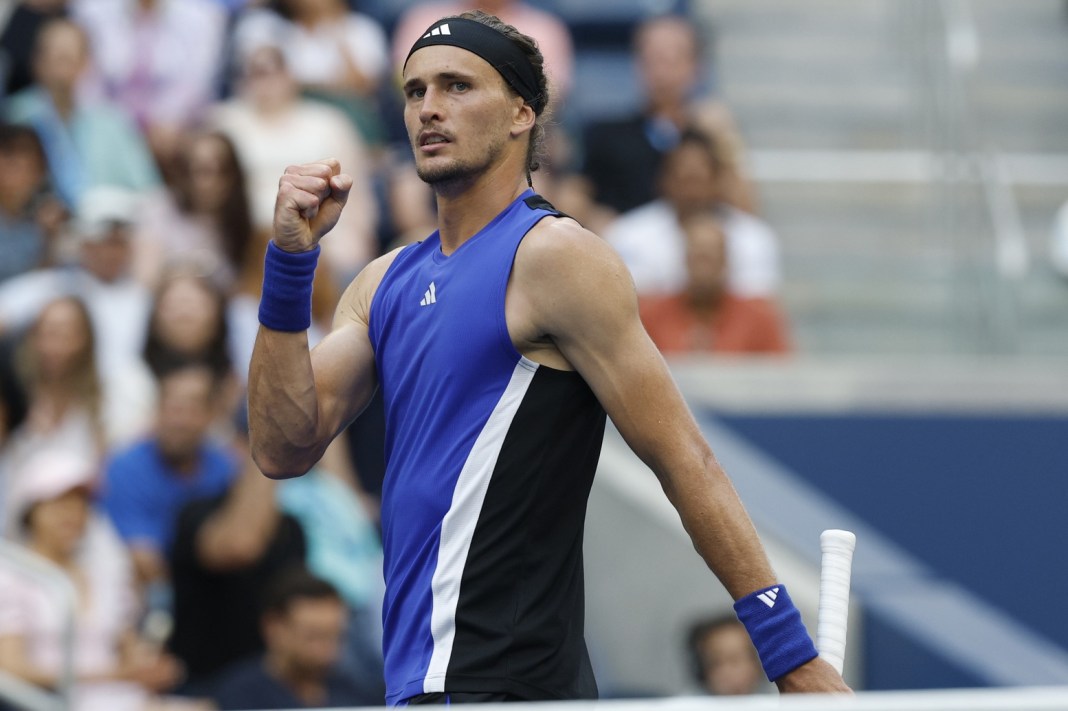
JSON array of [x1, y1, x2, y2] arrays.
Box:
[[604, 129, 780, 298]]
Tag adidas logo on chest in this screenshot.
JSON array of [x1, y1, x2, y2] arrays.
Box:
[[419, 281, 437, 306]]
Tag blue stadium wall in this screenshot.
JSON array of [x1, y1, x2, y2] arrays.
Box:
[[710, 410, 1068, 690]]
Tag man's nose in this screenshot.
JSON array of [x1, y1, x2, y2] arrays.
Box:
[[419, 86, 445, 123]]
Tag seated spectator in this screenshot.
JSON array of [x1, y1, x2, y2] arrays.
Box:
[[529, 125, 615, 237], [141, 269, 252, 436], [72, 0, 228, 167], [101, 364, 240, 589], [275, 463, 385, 701], [167, 450, 305, 692], [0, 0, 68, 97], [4, 18, 162, 208], [0, 449, 182, 710], [133, 130, 255, 293], [0, 296, 106, 523], [232, 0, 390, 145], [605, 128, 781, 299], [378, 150, 439, 250], [0, 123, 66, 283], [581, 15, 755, 218], [639, 211, 791, 355], [0, 186, 156, 447], [686, 614, 765, 696], [210, 569, 380, 709], [210, 42, 378, 285], [391, 0, 574, 102], [144, 271, 235, 386]]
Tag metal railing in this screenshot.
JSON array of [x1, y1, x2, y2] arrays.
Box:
[[930, 0, 1030, 353]]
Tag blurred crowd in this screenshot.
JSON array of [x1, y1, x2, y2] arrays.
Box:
[[0, 0, 793, 708]]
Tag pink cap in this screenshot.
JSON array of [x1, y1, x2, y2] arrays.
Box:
[[8, 449, 98, 521]]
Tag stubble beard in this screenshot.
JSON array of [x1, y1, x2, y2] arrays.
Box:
[[416, 158, 480, 188], [415, 134, 507, 192]]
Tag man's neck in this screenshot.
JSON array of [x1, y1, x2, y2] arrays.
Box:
[[646, 98, 688, 130], [434, 165, 528, 255], [265, 654, 327, 707], [159, 447, 201, 476], [687, 286, 726, 315]]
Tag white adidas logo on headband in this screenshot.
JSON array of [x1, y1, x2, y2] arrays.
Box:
[[423, 23, 451, 38]]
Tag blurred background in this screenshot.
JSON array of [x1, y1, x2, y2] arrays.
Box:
[[0, 0, 1066, 709]]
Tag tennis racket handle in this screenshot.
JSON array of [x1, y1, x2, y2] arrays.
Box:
[[817, 529, 856, 675]]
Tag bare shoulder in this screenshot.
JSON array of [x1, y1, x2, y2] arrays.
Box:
[[334, 245, 407, 329], [517, 216, 631, 290], [514, 216, 637, 334]]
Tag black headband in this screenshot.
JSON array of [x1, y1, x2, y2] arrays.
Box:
[[404, 17, 546, 115]]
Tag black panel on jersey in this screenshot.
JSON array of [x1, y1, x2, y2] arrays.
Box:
[[523, 194, 575, 222], [445, 366, 606, 700]]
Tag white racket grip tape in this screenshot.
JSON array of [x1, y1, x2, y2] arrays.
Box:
[[817, 529, 856, 676]]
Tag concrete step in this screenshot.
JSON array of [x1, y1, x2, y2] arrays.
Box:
[[690, 0, 1068, 356]]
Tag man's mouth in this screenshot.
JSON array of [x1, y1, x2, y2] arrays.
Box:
[[420, 132, 450, 147]]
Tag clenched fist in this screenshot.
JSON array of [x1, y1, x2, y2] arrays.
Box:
[[273, 159, 353, 253]]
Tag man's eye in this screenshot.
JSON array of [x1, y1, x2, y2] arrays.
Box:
[[407, 87, 425, 99], [452, 82, 469, 91]]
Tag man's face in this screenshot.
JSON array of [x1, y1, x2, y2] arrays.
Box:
[[33, 298, 90, 380], [265, 597, 347, 678], [402, 45, 519, 188], [241, 46, 296, 111], [636, 19, 699, 107], [684, 215, 728, 297], [0, 140, 46, 211], [156, 369, 215, 462], [34, 22, 88, 92], [660, 143, 720, 214], [27, 488, 91, 555], [698, 623, 762, 696], [80, 227, 132, 283]]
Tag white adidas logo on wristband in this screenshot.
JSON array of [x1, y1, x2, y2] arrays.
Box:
[[757, 587, 780, 608]]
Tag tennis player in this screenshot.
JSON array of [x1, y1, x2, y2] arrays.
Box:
[[248, 10, 849, 705]]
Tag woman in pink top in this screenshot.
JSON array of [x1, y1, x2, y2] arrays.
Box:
[[0, 450, 182, 710]]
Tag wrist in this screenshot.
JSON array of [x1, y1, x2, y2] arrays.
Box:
[[258, 241, 320, 332], [272, 238, 319, 255], [734, 584, 818, 682]]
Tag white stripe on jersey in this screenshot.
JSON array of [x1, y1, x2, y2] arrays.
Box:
[[423, 357, 540, 692]]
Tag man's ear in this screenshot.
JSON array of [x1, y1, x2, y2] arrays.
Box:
[[510, 100, 536, 139]]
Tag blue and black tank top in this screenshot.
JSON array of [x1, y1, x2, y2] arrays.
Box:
[[368, 191, 607, 705]]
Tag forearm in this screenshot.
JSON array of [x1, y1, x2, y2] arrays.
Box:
[[196, 456, 281, 568], [654, 446, 777, 600], [248, 327, 330, 477], [252, 160, 375, 477], [0, 659, 59, 690]]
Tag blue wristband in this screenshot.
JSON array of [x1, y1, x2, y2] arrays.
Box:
[[734, 584, 818, 681], [258, 241, 320, 332]]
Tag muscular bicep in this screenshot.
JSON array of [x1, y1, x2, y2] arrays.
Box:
[[310, 284, 380, 438], [313, 245, 403, 434]]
